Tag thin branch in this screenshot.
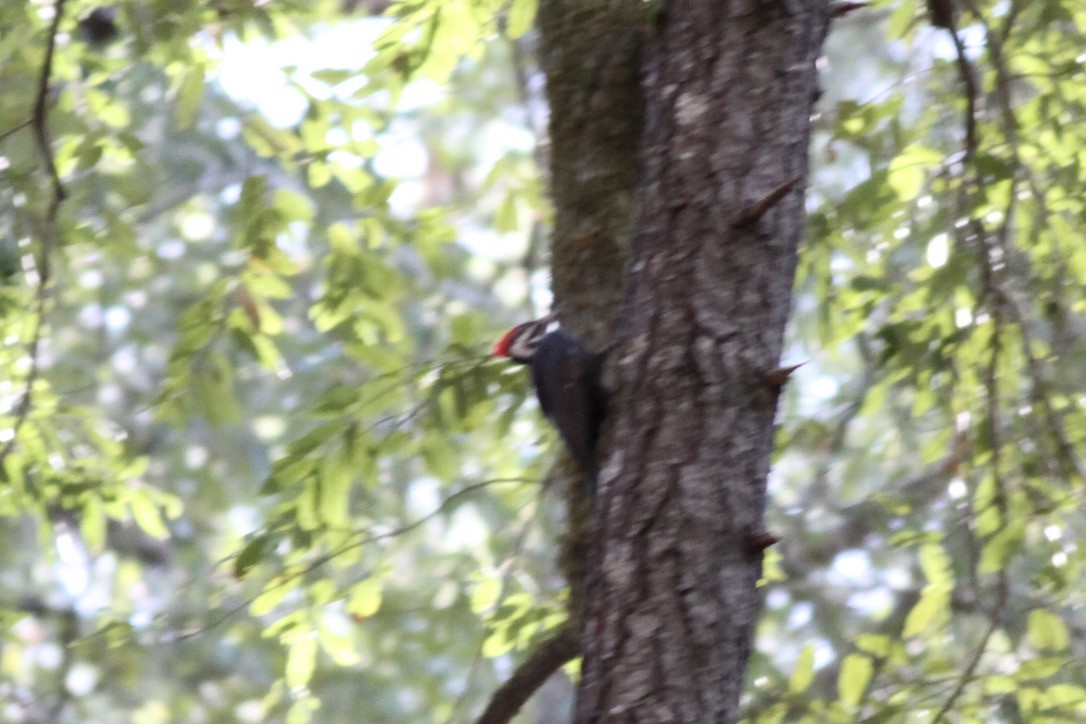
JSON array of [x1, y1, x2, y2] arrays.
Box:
[[933, 7, 1065, 718], [475, 626, 580, 724], [963, 0, 1084, 481], [450, 488, 545, 721], [0, 0, 67, 471], [952, 0, 1086, 484], [998, 287, 1086, 482], [733, 175, 803, 228], [34, 0, 68, 206], [943, 11, 978, 161], [930, 573, 1008, 723], [831, 2, 869, 18], [173, 477, 528, 641], [0, 117, 33, 144]]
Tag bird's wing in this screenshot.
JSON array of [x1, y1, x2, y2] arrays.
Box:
[[532, 332, 603, 474]]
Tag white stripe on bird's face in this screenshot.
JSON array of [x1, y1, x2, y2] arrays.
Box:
[[508, 319, 551, 362]]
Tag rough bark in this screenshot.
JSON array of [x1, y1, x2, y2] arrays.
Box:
[[475, 5, 644, 721], [537, 0, 643, 350], [537, 0, 644, 633], [576, 2, 830, 722]]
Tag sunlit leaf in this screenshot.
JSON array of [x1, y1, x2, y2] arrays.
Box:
[[174, 63, 206, 130], [1028, 609, 1069, 652], [789, 644, 816, 694], [837, 654, 873, 707]]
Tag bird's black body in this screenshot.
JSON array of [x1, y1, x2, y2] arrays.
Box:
[[493, 320, 606, 493]]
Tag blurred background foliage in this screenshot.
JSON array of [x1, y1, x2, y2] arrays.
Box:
[[0, 0, 1084, 721]]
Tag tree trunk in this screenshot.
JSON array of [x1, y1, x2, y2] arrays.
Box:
[[473, 5, 647, 720], [538, 0, 643, 350], [576, 2, 830, 722], [473, 4, 646, 721], [537, 0, 644, 633]]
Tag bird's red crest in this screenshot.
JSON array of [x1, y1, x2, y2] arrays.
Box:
[[491, 326, 520, 358]]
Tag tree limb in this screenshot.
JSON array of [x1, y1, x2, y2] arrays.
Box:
[[476, 626, 580, 724], [930, 573, 1008, 723], [33, 0, 67, 205], [0, 0, 67, 472], [0, 117, 33, 144]]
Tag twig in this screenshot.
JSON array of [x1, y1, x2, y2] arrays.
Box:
[[763, 361, 805, 390], [450, 490, 545, 721], [831, 2, 869, 18], [930, 573, 1008, 723], [475, 626, 580, 724], [998, 287, 1086, 482], [34, 0, 68, 205], [953, 0, 1086, 484], [173, 477, 528, 641], [944, 13, 978, 161], [0, 117, 33, 144], [733, 175, 803, 228], [0, 0, 67, 471], [967, 2, 1084, 481]]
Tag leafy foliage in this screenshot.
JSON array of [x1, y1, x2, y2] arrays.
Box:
[[758, 1, 1086, 720], [0, 0, 1084, 722]]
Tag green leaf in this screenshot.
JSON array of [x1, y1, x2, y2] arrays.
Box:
[[174, 62, 206, 130], [348, 577, 383, 619], [234, 535, 269, 579], [1045, 684, 1086, 707], [887, 146, 943, 201], [317, 455, 350, 526], [1017, 657, 1067, 681], [789, 644, 816, 694], [286, 635, 317, 690], [310, 68, 353, 85], [318, 623, 362, 666], [3, 454, 26, 498], [250, 583, 290, 618], [482, 623, 515, 658], [81, 495, 106, 548], [287, 422, 340, 457], [274, 189, 315, 222], [505, 0, 537, 38], [471, 576, 501, 613], [1027, 609, 1069, 651], [837, 654, 873, 707], [886, 1, 918, 39], [238, 175, 269, 228], [855, 634, 890, 658], [130, 494, 169, 539], [494, 194, 519, 233], [903, 588, 949, 638], [297, 475, 321, 530], [286, 698, 319, 724], [918, 542, 951, 586], [980, 520, 1027, 572], [985, 676, 1018, 695]]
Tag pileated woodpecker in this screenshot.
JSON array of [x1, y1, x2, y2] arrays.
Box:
[[491, 316, 606, 492]]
